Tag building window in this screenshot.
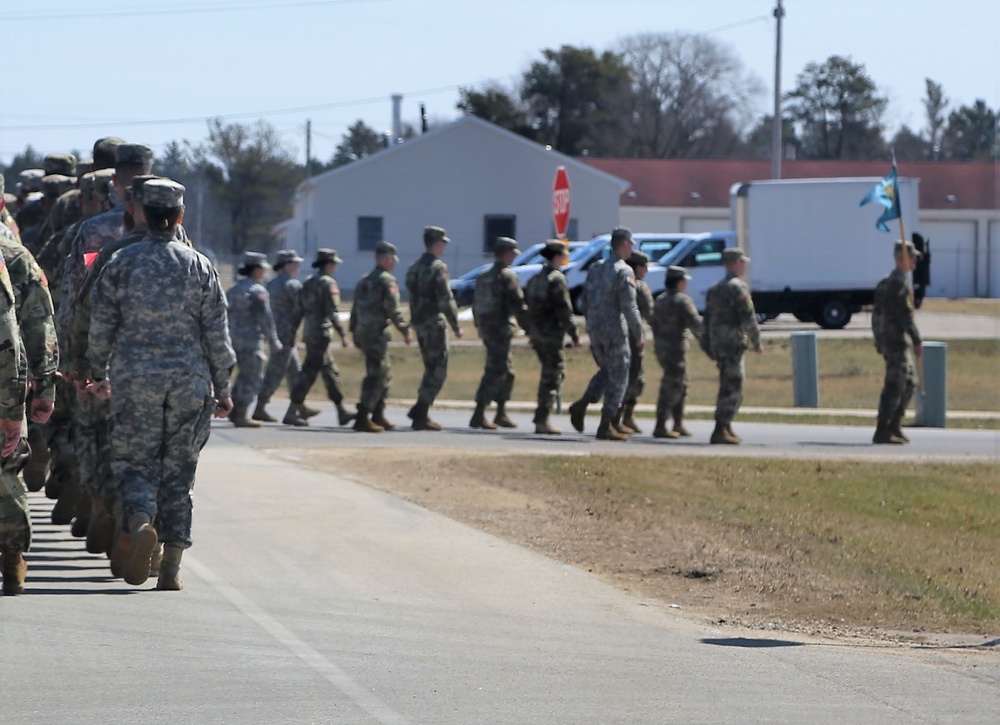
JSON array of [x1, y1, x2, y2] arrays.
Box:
[[358, 216, 383, 251], [483, 214, 516, 254]]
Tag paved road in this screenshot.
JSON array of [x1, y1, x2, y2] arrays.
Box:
[[2, 417, 997, 723]]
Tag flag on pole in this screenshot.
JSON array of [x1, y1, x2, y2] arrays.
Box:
[[859, 162, 902, 232]]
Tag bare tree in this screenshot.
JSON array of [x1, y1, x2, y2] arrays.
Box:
[[615, 31, 764, 158], [923, 78, 948, 161]]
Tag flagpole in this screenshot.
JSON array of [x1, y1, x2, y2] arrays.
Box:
[[894, 178, 925, 398]]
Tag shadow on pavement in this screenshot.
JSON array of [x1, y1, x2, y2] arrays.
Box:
[[700, 637, 806, 649]]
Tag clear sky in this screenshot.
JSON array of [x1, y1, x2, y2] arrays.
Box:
[[3, 0, 997, 166]]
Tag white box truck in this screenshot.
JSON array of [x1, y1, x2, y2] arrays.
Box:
[[730, 177, 931, 329]]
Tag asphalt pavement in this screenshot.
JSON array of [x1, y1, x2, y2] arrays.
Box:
[[1, 413, 997, 723]]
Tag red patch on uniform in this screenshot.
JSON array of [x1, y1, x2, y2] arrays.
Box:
[[84, 252, 99, 269], [39, 270, 48, 287]]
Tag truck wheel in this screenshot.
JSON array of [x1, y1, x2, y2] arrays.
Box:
[[816, 299, 851, 329], [570, 288, 584, 315]]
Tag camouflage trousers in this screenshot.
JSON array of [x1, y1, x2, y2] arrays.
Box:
[[356, 329, 391, 411], [232, 346, 266, 408], [110, 375, 215, 549], [415, 319, 449, 406], [878, 348, 917, 424], [475, 333, 514, 406], [290, 336, 346, 406], [0, 434, 32, 554], [623, 342, 645, 406], [713, 352, 745, 425], [75, 392, 111, 502], [30, 377, 78, 494], [655, 350, 688, 421], [530, 339, 565, 421], [585, 337, 631, 418], [258, 343, 301, 405]]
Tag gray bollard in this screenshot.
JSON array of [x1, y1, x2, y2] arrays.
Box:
[[790, 331, 819, 408], [915, 341, 947, 428]]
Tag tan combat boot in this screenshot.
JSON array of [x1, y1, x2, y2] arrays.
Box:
[[1, 551, 27, 595], [371, 403, 395, 431], [229, 405, 261, 428], [123, 514, 158, 586], [299, 402, 322, 418], [353, 408, 384, 433], [282, 403, 308, 427], [534, 413, 561, 435], [725, 424, 742, 444], [672, 402, 692, 437], [251, 401, 277, 422], [889, 416, 910, 443], [611, 411, 631, 436], [620, 403, 641, 434], [596, 413, 626, 441], [469, 403, 497, 429], [873, 422, 905, 445], [710, 422, 740, 445], [86, 496, 115, 555], [652, 416, 678, 439], [493, 402, 516, 429], [409, 402, 441, 431], [156, 546, 184, 591]]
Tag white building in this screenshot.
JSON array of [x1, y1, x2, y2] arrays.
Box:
[[275, 116, 629, 296]]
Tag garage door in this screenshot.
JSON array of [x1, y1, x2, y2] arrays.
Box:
[[918, 220, 977, 298]]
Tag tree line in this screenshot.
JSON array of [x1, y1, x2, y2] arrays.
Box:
[[3, 32, 995, 259]]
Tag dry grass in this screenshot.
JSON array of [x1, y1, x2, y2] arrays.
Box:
[[312, 449, 1000, 638], [920, 298, 1000, 317]]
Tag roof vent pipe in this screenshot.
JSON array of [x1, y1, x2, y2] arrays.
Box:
[[391, 94, 403, 145]]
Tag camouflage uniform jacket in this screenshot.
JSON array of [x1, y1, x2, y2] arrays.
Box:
[[0, 257, 27, 421], [349, 267, 409, 338], [405, 252, 459, 332], [57, 203, 125, 364], [701, 272, 760, 358], [473, 262, 528, 339], [88, 234, 236, 398], [872, 268, 920, 354], [1, 207, 20, 241], [583, 255, 643, 345], [653, 290, 703, 359], [635, 278, 654, 325], [300, 272, 347, 342], [524, 264, 579, 345], [265, 270, 303, 346], [68, 226, 147, 379], [226, 277, 280, 352], [0, 227, 56, 401]]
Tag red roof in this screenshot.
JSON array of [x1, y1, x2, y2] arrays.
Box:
[[583, 158, 999, 210]]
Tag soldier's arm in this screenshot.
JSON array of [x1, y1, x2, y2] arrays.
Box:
[[326, 280, 348, 340], [382, 278, 410, 335], [699, 293, 714, 358], [16, 254, 58, 400], [735, 282, 762, 351], [507, 273, 530, 332], [348, 285, 359, 335], [200, 268, 237, 399], [252, 288, 281, 351], [901, 283, 921, 348], [553, 276, 579, 344], [435, 263, 461, 334], [686, 299, 705, 346], [86, 264, 120, 383], [0, 300, 27, 425], [619, 268, 644, 345]]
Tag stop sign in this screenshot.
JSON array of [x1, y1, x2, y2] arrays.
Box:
[[552, 166, 571, 239]]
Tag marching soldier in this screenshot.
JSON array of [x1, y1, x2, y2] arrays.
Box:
[[651, 266, 704, 439], [620, 250, 654, 433], [254, 250, 305, 423]]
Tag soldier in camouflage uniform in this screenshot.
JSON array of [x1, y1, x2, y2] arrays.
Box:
[[405, 225, 463, 430], [524, 241, 580, 435], [88, 179, 236, 590], [0, 237, 30, 595], [254, 249, 306, 423], [700, 248, 762, 445], [283, 248, 355, 427], [651, 266, 705, 439], [872, 240, 922, 445], [569, 227, 644, 441], [61, 144, 153, 541], [619, 250, 654, 433], [470, 237, 529, 430], [349, 241, 412, 433], [226, 252, 282, 428]]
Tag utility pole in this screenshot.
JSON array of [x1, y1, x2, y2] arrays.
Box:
[[305, 118, 312, 177], [772, 0, 785, 179]]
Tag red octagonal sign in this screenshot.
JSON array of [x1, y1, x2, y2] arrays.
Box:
[[552, 166, 571, 239]]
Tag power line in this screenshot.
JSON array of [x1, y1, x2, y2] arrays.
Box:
[[4, 0, 390, 22]]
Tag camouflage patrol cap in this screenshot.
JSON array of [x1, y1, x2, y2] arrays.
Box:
[[375, 240, 398, 258], [239, 251, 271, 271], [610, 226, 634, 244], [76, 158, 94, 176], [127, 174, 160, 203], [19, 169, 44, 193], [627, 250, 650, 268], [540, 240, 569, 259], [43, 153, 77, 177], [423, 225, 450, 245], [42, 174, 75, 198], [273, 249, 304, 268], [666, 265, 691, 283], [142, 178, 185, 208], [114, 143, 153, 168], [312, 248, 343, 267], [78, 172, 97, 197], [893, 239, 921, 259], [92, 136, 126, 170], [494, 236, 520, 255], [91, 168, 115, 198], [721, 247, 749, 264]]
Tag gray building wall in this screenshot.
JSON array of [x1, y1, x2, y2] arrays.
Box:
[[281, 117, 627, 297]]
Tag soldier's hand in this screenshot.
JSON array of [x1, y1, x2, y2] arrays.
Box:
[[914, 343, 923, 358], [753, 345, 764, 354], [214, 397, 234, 418], [274, 343, 285, 355], [404, 332, 413, 345], [0, 418, 22, 457], [455, 328, 464, 339], [635, 337, 645, 350], [30, 397, 55, 424], [572, 338, 582, 348], [341, 337, 351, 348], [90, 379, 112, 400]]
